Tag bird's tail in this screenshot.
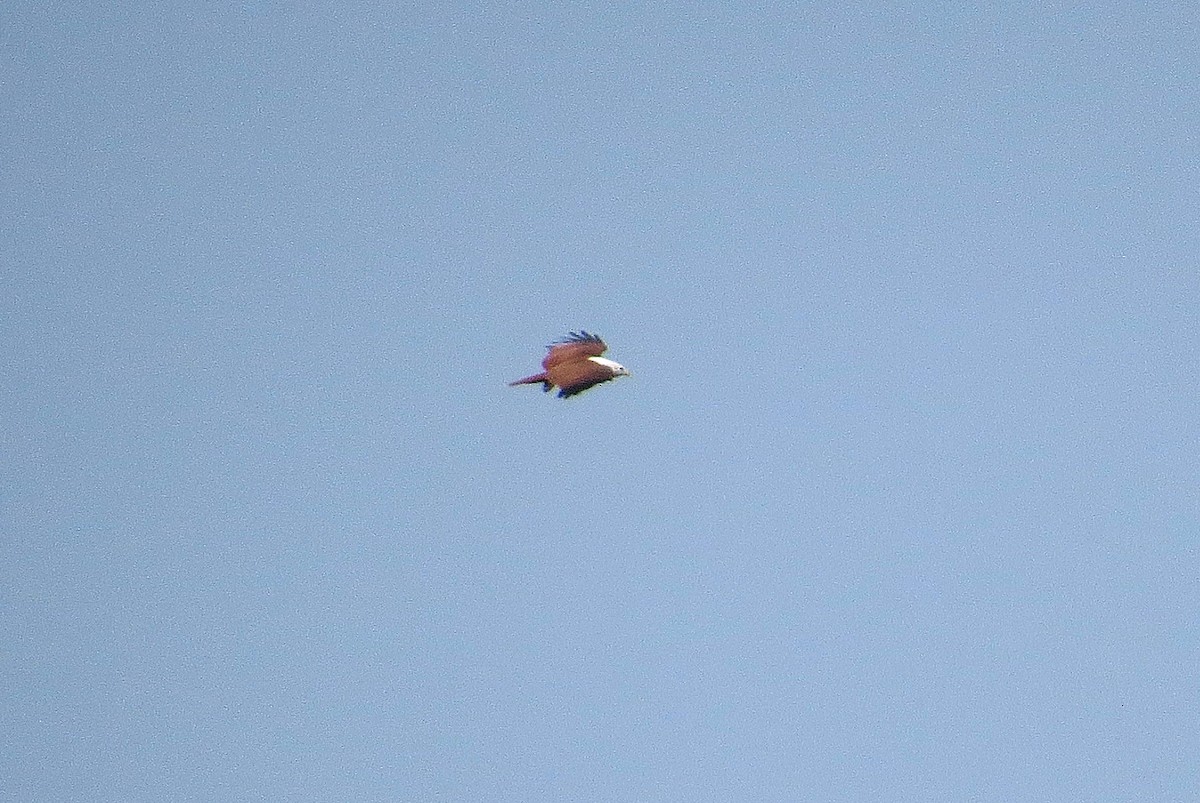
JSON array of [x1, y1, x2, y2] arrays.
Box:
[[509, 372, 551, 392]]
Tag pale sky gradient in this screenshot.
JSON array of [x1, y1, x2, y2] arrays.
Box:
[[3, 3, 1198, 800]]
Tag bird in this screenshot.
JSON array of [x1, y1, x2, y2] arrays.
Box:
[[509, 331, 631, 398]]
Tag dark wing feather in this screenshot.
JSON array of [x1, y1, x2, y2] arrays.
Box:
[[542, 330, 607, 370]]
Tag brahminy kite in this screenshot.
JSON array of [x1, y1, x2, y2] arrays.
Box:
[[510, 331, 630, 398]]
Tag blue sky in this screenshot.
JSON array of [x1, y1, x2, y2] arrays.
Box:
[[3, 2, 1198, 800]]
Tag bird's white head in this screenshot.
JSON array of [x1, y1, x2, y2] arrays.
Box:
[[588, 356, 631, 377]]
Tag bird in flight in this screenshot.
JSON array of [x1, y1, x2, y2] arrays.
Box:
[[510, 331, 631, 398]]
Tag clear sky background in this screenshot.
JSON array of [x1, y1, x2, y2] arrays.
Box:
[[3, 3, 1198, 800]]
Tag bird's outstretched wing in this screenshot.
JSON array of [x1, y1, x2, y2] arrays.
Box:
[[542, 331, 607, 370]]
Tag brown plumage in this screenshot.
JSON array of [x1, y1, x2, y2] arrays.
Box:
[[509, 331, 631, 398]]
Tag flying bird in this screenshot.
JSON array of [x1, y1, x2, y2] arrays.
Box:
[[510, 331, 630, 398]]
